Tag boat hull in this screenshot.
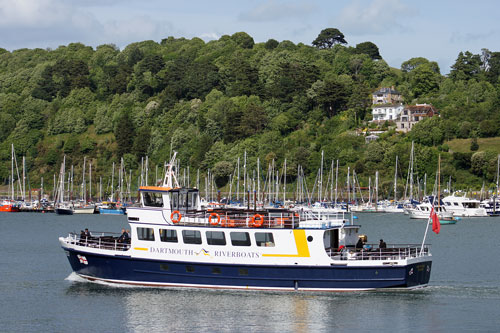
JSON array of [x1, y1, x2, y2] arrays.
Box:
[[0, 204, 20, 212], [62, 247, 431, 291], [99, 208, 126, 215], [55, 207, 74, 215]]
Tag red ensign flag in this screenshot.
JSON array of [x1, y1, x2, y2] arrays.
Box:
[[431, 208, 441, 234]]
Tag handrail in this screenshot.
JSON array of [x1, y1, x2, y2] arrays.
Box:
[[65, 232, 130, 251], [328, 244, 431, 261]]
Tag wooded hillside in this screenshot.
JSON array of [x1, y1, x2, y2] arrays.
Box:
[[1, 29, 500, 196]]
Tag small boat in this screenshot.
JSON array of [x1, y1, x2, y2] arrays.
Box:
[[0, 200, 20, 212], [55, 203, 74, 215], [59, 153, 432, 291], [98, 202, 126, 215]]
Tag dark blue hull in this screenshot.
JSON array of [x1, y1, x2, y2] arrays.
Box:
[[63, 247, 431, 290]]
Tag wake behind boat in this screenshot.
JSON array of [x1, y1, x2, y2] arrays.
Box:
[[59, 154, 432, 291]]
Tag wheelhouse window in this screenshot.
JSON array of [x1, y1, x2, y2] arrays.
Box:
[[137, 227, 155, 241], [230, 232, 251, 246], [255, 232, 275, 247], [206, 231, 226, 246], [182, 230, 202, 244], [171, 192, 179, 210], [142, 191, 163, 207], [160, 229, 178, 243], [170, 189, 199, 211]]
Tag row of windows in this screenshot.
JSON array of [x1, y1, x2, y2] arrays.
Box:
[[137, 227, 275, 247], [160, 264, 249, 276]]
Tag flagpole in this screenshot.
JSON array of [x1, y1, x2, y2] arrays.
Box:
[[420, 155, 441, 255]]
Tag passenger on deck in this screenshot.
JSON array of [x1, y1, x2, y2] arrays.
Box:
[[379, 239, 387, 248], [356, 238, 364, 249], [118, 229, 130, 243], [84, 228, 92, 238]]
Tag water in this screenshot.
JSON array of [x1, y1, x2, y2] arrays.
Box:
[[1, 212, 500, 332]]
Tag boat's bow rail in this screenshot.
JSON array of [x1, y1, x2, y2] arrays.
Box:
[[61, 231, 130, 251], [328, 244, 431, 261]]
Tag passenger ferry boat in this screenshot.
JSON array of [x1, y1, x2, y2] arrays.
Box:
[[59, 155, 432, 291]]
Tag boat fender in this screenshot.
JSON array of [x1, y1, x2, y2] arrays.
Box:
[[171, 210, 182, 223], [252, 214, 264, 227], [209, 212, 220, 226]]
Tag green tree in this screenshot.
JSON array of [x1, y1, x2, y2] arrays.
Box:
[[114, 112, 135, 158], [355, 41, 382, 60], [449, 51, 481, 81], [312, 28, 347, 49]]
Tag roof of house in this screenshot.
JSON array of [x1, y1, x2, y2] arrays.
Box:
[[373, 87, 400, 95]]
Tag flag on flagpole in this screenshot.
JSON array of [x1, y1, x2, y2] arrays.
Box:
[[430, 207, 440, 234]]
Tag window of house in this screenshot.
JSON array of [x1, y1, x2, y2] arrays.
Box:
[[159, 229, 178, 243], [137, 227, 155, 241], [255, 232, 275, 247], [230, 232, 251, 246], [182, 230, 202, 244], [206, 231, 226, 246]]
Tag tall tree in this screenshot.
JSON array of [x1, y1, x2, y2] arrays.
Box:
[[114, 112, 135, 158], [312, 28, 347, 49], [355, 41, 382, 60]]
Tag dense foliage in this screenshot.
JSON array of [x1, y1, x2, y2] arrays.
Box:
[[1, 30, 500, 197]]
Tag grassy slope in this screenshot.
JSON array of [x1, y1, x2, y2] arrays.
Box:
[[446, 137, 500, 154]]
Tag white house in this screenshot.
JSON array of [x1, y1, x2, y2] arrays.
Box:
[[371, 104, 404, 122]]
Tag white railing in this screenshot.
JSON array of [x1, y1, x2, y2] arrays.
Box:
[[65, 232, 130, 251], [328, 244, 431, 261]]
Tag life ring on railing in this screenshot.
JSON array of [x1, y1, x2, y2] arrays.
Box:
[[171, 210, 182, 223], [209, 212, 220, 226], [252, 214, 264, 227]]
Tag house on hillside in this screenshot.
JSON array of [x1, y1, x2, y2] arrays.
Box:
[[395, 103, 439, 133], [372, 86, 403, 105], [371, 104, 404, 122]]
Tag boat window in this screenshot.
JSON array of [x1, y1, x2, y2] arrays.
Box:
[[137, 227, 155, 241], [189, 191, 198, 210], [212, 267, 221, 274], [230, 232, 251, 246], [454, 202, 459, 206], [182, 230, 202, 244], [238, 268, 248, 276], [171, 192, 179, 210], [179, 192, 187, 209], [143, 191, 163, 207], [206, 231, 226, 246], [186, 265, 195, 273], [160, 264, 169, 271], [159, 229, 178, 243], [255, 232, 275, 247]]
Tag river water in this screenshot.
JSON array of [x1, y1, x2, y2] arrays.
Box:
[[1, 212, 499, 332]]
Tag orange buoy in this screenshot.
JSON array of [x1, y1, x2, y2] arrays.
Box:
[[209, 212, 220, 226], [252, 214, 264, 227], [171, 210, 182, 223]]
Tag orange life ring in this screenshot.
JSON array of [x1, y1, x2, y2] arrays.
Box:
[[252, 214, 264, 227], [171, 210, 182, 223], [209, 212, 220, 226]]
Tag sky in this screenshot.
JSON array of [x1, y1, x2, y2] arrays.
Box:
[[1, 0, 499, 74]]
